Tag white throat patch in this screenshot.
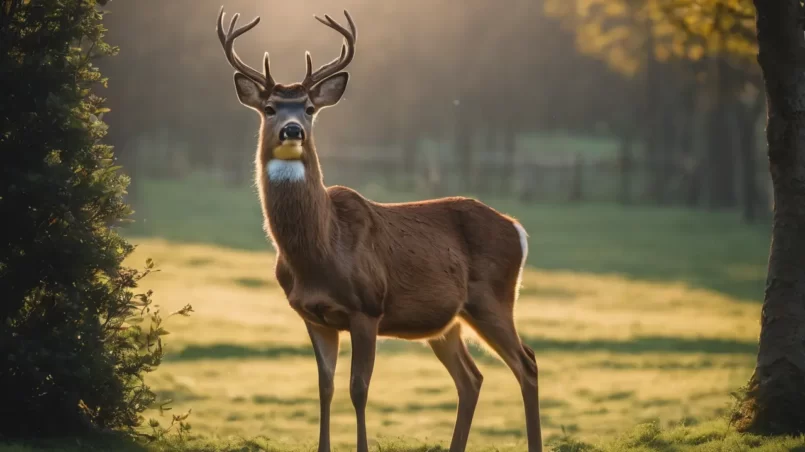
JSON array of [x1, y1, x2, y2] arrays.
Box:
[[267, 160, 305, 183]]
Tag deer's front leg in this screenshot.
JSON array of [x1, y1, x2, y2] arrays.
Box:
[[306, 322, 340, 452], [348, 312, 379, 452]]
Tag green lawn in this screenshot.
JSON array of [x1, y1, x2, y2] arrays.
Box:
[[126, 174, 770, 301], [331, 132, 624, 161], [4, 175, 789, 451], [4, 421, 805, 451]]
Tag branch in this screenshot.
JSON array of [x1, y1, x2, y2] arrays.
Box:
[[81, 40, 97, 66]]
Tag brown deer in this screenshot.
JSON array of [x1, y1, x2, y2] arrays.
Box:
[[216, 7, 543, 452]]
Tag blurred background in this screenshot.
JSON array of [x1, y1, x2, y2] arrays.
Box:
[[100, 0, 765, 219], [94, 0, 769, 447]]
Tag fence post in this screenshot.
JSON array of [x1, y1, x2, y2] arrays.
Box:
[[569, 153, 584, 202], [618, 137, 633, 205], [519, 163, 539, 203]]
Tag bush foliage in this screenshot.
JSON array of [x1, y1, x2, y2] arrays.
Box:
[[0, 0, 190, 437]]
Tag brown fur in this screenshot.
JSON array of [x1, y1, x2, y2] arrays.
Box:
[[268, 83, 307, 100], [255, 128, 524, 339]]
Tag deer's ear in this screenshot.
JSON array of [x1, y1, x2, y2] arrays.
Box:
[[234, 73, 264, 111], [309, 72, 349, 109]]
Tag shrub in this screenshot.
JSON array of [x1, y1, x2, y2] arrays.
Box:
[[0, 0, 190, 437]]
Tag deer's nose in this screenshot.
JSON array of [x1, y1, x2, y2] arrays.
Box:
[[280, 123, 305, 142]]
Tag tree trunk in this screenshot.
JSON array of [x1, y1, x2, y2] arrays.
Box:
[[485, 123, 500, 194], [737, 94, 765, 224], [678, 76, 700, 207], [657, 99, 676, 205], [401, 120, 418, 191], [706, 54, 738, 209], [569, 154, 584, 202], [737, 111, 757, 223], [734, 0, 805, 435], [643, 37, 665, 204], [617, 129, 634, 205], [502, 120, 517, 195], [454, 101, 473, 193]]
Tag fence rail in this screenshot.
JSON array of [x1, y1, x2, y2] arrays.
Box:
[[317, 153, 770, 209], [143, 149, 771, 210]]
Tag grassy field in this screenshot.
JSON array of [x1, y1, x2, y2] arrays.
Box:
[[127, 174, 770, 301], [122, 236, 759, 448], [80, 176, 784, 450], [4, 422, 805, 451], [5, 176, 793, 451]]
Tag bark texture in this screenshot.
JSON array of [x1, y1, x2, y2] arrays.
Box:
[[734, 0, 805, 435]]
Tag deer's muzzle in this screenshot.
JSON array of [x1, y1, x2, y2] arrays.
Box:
[[280, 123, 305, 142], [274, 123, 305, 160]]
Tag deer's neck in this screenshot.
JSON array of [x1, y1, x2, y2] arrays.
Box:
[[260, 147, 334, 271]]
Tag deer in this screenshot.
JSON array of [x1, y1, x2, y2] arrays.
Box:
[[215, 6, 543, 452]]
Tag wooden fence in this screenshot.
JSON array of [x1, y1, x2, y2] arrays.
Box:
[[317, 153, 738, 206], [147, 146, 771, 208]]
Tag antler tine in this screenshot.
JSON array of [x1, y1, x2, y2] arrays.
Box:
[[305, 51, 313, 79], [344, 10, 357, 40], [263, 52, 275, 87], [216, 6, 273, 88], [302, 10, 357, 89]]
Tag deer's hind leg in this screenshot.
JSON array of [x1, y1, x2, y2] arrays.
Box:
[[428, 321, 483, 452], [461, 284, 543, 452]]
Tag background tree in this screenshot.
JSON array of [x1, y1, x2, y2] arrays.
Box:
[[88, 0, 770, 214], [732, 0, 805, 434], [660, 0, 764, 219], [97, 0, 632, 201], [544, 0, 764, 214], [0, 0, 188, 436]]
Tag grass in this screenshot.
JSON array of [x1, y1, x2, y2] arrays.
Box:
[[5, 175, 788, 451], [321, 131, 623, 161], [104, 237, 761, 449], [5, 421, 805, 452], [126, 174, 770, 301]]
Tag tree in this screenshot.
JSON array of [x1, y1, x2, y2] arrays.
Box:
[[544, 0, 691, 204], [0, 0, 189, 436], [94, 0, 636, 200], [661, 0, 765, 218], [732, 0, 805, 434], [544, 0, 762, 209]]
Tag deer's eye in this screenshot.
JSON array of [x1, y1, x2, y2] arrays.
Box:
[[264, 105, 276, 116], [305, 106, 316, 116]]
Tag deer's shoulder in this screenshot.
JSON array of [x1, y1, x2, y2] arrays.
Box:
[[326, 185, 378, 237], [327, 185, 373, 216]]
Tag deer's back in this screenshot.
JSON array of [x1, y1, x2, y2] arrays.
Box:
[[328, 187, 524, 338]]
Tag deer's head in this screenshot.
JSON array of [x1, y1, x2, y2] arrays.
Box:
[[216, 7, 356, 181]]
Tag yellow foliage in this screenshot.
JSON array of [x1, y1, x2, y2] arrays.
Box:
[[604, 2, 627, 16], [544, 0, 757, 77], [688, 44, 706, 61], [654, 44, 671, 62]]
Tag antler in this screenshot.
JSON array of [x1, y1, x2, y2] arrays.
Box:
[[216, 6, 275, 88], [301, 11, 357, 89]]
